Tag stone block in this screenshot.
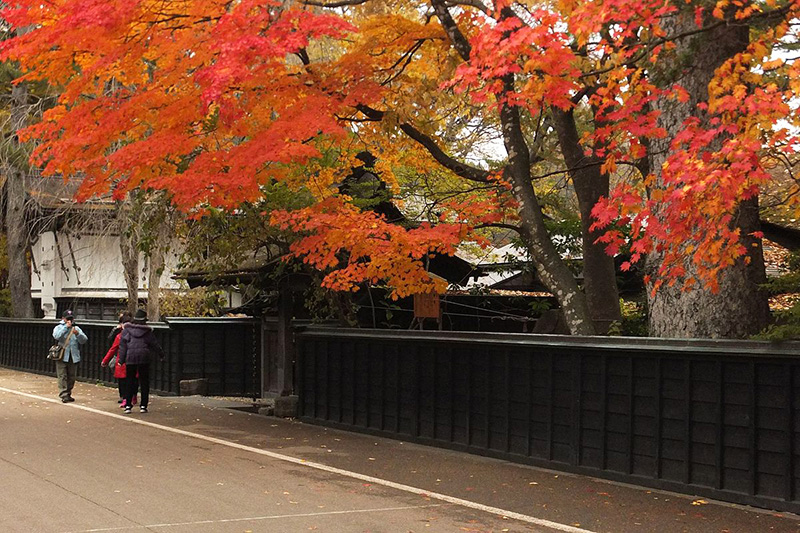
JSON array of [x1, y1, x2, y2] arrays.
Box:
[[179, 378, 209, 396], [274, 395, 299, 418]]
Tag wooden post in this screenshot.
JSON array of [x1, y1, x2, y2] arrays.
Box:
[[260, 315, 269, 399], [276, 287, 294, 396]]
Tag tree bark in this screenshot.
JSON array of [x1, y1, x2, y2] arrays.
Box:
[[552, 108, 621, 333], [647, 12, 769, 338], [5, 168, 34, 318], [118, 202, 140, 316], [145, 212, 172, 322], [5, 78, 34, 318], [429, 1, 596, 335], [499, 77, 595, 335]]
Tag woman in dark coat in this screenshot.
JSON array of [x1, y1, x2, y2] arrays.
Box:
[[118, 309, 164, 413]]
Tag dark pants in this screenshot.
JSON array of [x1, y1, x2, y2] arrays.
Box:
[[119, 373, 138, 402], [125, 363, 150, 408], [55, 360, 77, 399]]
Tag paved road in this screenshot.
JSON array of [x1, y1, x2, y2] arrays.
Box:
[[1, 368, 799, 533]]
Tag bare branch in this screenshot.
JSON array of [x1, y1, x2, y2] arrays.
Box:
[[356, 104, 491, 184], [430, 0, 472, 61], [474, 222, 522, 233], [444, 0, 490, 15], [301, 0, 370, 7]]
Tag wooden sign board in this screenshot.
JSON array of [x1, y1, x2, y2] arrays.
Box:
[[414, 293, 440, 319]]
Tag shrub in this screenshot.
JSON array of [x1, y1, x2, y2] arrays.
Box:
[[159, 286, 227, 318], [608, 299, 648, 337]]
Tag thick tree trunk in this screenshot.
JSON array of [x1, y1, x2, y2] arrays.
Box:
[[5, 79, 34, 318], [145, 217, 171, 322], [648, 13, 769, 338], [431, 1, 596, 335], [552, 108, 621, 334], [118, 205, 140, 316], [5, 168, 33, 318], [499, 88, 595, 335], [146, 256, 163, 322], [648, 198, 769, 338]]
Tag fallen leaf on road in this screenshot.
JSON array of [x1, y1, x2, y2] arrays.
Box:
[[529, 482, 538, 485], [691, 499, 708, 506]]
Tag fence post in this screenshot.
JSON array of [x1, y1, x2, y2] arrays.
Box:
[[276, 289, 294, 396]]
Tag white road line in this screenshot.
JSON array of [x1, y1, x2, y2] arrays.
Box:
[[0, 386, 597, 533], [63, 505, 445, 532]]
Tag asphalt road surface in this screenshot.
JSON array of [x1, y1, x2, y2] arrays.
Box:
[[1, 368, 799, 533]]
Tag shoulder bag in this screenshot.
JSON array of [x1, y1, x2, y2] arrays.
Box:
[[47, 327, 75, 361]]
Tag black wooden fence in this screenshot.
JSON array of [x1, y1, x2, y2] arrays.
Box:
[[7, 316, 800, 513], [295, 327, 800, 514], [0, 317, 261, 397]]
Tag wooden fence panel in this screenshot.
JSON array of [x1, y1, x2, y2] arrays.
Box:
[[295, 328, 800, 514], [0, 317, 261, 398]]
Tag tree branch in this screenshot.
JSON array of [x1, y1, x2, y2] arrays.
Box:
[[474, 222, 521, 233], [301, 0, 370, 7], [444, 1, 490, 16], [356, 104, 491, 183], [430, 0, 472, 61]]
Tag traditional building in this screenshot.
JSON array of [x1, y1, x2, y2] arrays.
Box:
[[27, 176, 183, 319]]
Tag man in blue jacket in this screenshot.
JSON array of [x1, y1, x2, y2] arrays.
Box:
[[52, 310, 88, 403]]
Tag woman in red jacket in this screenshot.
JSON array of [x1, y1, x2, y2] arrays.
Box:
[[101, 313, 138, 408]]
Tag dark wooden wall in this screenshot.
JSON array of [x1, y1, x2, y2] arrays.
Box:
[[7, 317, 800, 513], [295, 328, 800, 514], [0, 317, 261, 397]]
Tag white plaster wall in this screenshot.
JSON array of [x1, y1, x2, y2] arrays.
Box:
[[31, 232, 56, 317], [31, 231, 183, 312]]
